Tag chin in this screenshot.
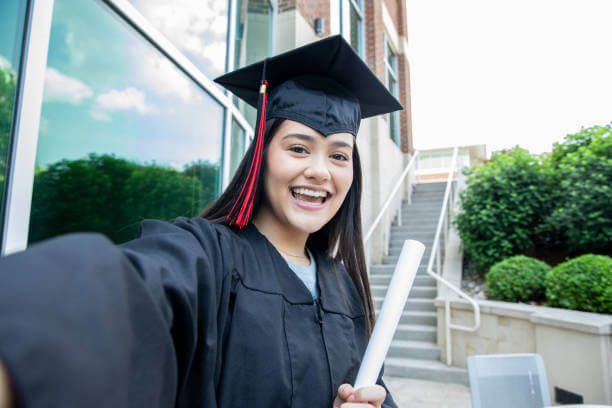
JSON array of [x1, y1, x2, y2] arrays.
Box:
[[287, 214, 331, 235]]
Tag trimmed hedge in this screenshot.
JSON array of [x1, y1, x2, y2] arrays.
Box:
[[545, 254, 612, 313], [486, 255, 551, 303]]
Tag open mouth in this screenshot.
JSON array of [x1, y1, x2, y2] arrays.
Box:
[[290, 187, 329, 205]]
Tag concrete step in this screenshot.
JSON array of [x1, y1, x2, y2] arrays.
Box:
[[389, 226, 435, 233], [383, 357, 468, 385], [390, 229, 436, 238], [413, 182, 448, 190], [389, 245, 439, 256], [390, 223, 440, 232], [369, 264, 430, 275], [406, 196, 445, 202], [383, 253, 442, 265], [375, 310, 437, 325], [369, 274, 437, 287], [387, 339, 441, 360], [393, 323, 437, 342], [371, 285, 436, 299], [374, 297, 435, 311], [399, 207, 444, 215], [389, 239, 435, 248]]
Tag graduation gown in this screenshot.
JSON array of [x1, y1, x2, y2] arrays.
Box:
[[0, 217, 397, 407]]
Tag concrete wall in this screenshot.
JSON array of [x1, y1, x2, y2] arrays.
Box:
[[358, 116, 406, 264], [276, 9, 320, 54], [435, 299, 612, 404]]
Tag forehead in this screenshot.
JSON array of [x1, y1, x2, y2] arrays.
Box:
[[275, 120, 354, 146]]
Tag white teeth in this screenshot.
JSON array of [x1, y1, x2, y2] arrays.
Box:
[[292, 187, 328, 198]]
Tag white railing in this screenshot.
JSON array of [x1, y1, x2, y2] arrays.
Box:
[[426, 146, 480, 366], [363, 151, 419, 252]]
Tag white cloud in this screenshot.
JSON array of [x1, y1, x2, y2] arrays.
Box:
[[0, 55, 13, 72], [90, 110, 112, 122], [141, 53, 202, 102], [44, 67, 93, 104], [131, 0, 228, 73], [95, 87, 153, 114]]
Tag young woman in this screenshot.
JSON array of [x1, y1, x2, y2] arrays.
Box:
[[0, 35, 402, 407]]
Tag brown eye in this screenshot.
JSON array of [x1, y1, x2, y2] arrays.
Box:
[[331, 153, 348, 161], [289, 146, 309, 154]]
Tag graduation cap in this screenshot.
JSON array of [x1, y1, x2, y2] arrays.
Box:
[[214, 34, 402, 228]]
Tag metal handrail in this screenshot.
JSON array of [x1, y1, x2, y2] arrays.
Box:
[[425, 146, 480, 366], [363, 151, 419, 245]]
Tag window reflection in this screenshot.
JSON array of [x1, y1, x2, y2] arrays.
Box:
[[230, 118, 246, 177], [234, 0, 272, 128], [29, 0, 224, 245], [349, 0, 363, 55], [128, 0, 229, 79], [0, 0, 27, 223], [385, 42, 399, 145]]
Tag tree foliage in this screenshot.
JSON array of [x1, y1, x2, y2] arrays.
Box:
[[0, 66, 17, 197], [455, 124, 612, 276], [29, 154, 219, 244], [454, 147, 556, 273], [541, 125, 612, 252]]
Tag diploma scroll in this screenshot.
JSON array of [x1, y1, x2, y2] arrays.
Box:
[[353, 240, 426, 390]]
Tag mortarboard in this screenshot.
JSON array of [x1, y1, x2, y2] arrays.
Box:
[[214, 34, 402, 228]]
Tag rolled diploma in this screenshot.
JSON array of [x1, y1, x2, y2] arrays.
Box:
[[353, 239, 426, 390]]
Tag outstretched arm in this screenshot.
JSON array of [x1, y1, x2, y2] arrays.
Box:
[[0, 218, 228, 408]]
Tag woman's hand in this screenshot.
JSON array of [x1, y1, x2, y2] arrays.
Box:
[[0, 359, 14, 408], [333, 383, 386, 408]]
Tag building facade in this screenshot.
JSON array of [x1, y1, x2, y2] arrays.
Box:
[[0, 0, 413, 261]]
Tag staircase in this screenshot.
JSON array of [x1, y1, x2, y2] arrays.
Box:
[[370, 182, 468, 384]]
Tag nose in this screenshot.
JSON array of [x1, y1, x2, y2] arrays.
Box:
[[303, 152, 330, 182]]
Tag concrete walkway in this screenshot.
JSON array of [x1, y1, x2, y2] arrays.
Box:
[[384, 376, 472, 408]]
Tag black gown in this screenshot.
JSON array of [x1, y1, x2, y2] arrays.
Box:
[[0, 217, 397, 407]]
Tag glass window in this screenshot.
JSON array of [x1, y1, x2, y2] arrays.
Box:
[[0, 0, 28, 224], [233, 0, 272, 128], [349, 0, 363, 56], [127, 0, 229, 79], [29, 0, 225, 245], [230, 118, 246, 177], [385, 40, 399, 145]]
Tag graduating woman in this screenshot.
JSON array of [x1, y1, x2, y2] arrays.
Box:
[[0, 35, 402, 408]]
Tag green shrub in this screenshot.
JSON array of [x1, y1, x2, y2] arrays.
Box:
[[541, 125, 612, 252], [486, 255, 551, 302], [545, 254, 612, 313], [454, 148, 556, 274]]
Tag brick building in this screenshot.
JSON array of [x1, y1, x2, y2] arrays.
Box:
[[1, 0, 412, 262], [274, 0, 415, 261]]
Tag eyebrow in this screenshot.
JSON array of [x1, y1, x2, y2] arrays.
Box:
[[281, 133, 354, 149]]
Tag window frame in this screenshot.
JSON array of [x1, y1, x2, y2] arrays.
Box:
[[340, 0, 365, 59], [2, 0, 276, 254], [384, 35, 400, 145]]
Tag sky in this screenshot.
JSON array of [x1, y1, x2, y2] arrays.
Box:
[[405, 0, 612, 157]]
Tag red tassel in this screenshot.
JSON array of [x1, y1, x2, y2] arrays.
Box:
[[227, 80, 269, 228]]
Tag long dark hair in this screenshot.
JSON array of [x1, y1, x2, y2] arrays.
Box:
[[201, 119, 375, 335]]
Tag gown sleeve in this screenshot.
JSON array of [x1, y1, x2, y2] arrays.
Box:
[[378, 364, 398, 408], [0, 217, 230, 408]]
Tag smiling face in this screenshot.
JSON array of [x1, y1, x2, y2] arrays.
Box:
[[255, 120, 355, 237]]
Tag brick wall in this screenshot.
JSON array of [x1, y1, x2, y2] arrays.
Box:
[[278, 0, 330, 36], [278, 0, 296, 12], [281, 0, 413, 153], [398, 56, 414, 153], [364, 0, 386, 83], [367, 0, 413, 153]]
